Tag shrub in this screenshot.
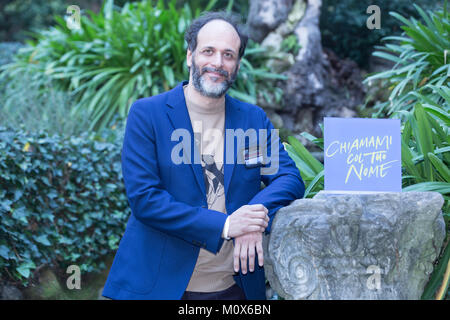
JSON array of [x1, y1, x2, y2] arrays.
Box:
[[0, 42, 23, 66], [400, 102, 449, 194], [2, 0, 192, 132], [362, 3, 449, 230], [364, 3, 450, 116], [228, 41, 288, 106], [0, 1, 244, 42], [362, 2, 450, 300], [2, 0, 282, 133], [400, 100, 449, 300], [0, 126, 129, 286], [0, 71, 92, 138]]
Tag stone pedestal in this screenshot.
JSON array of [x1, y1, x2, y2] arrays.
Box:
[[264, 191, 446, 299]]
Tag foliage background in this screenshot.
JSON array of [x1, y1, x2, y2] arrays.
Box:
[[0, 125, 128, 286], [320, 0, 442, 68], [1, 0, 282, 133], [0, 0, 448, 300]]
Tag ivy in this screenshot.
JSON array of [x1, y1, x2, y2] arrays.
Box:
[[0, 126, 130, 286]]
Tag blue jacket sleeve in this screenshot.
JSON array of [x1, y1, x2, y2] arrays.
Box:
[[121, 101, 227, 254], [247, 109, 305, 233]]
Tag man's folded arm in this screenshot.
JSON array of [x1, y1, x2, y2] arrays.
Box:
[[247, 109, 305, 233], [121, 101, 227, 254]]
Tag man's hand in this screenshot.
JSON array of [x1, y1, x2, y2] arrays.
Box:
[[227, 204, 269, 238], [233, 231, 263, 274]]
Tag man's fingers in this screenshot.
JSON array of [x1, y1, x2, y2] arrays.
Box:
[[234, 242, 241, 273], [256, 240, 264, 267], [249, 204, 268, 214], [246, 216, 267, 227], [240, 241, 248, 274], [245, 216, 268, 231], [248, 210, 269, 222], [248, 242, 255, 272], [234, 233, 263, 274], [254, 218, 267, 230], [244, 225, 265, 233]]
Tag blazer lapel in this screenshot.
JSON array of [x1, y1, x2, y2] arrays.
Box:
[[166, 82, 206, 196], [223, 94, 242, 200]]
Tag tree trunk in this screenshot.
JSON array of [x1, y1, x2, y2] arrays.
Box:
[[247, 0, 365, 141]]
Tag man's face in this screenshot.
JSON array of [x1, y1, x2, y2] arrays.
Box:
[[187, 19, 241, 98]]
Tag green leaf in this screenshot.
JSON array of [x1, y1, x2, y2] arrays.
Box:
[[304, 170, 324, 198], [412, 147, 450, 164], [422, 242, 450, 299], [284, 143, 315, 179], [34, 234, 51, 246], [414, 104, 435, 180], [401, 139, 422, 182], [428, 153, 450, 182], [0, 245, 11, 259], [16, 261, 36, 278], [227, 89, 256, 104], [162, 65, 175, 87], [287, 136, 323, 174], [11, 206, 28, 224], [372, 51, 404, 64], [403, 182, 450, 193]]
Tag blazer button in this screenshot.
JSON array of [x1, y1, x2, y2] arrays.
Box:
[[201, 205, 207, 208]]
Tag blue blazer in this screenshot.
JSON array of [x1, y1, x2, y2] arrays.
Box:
[[102, 81, 305, 300]]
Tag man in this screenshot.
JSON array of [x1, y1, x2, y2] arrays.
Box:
[[102, 11, 304, 300]]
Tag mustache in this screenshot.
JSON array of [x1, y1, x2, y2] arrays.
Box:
[[201, 67, 229, 77]]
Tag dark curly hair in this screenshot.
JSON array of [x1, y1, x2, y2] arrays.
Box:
[[184, 11, 248, 59]]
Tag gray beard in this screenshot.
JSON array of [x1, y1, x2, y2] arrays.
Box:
[[191, 57, 238, 98]]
